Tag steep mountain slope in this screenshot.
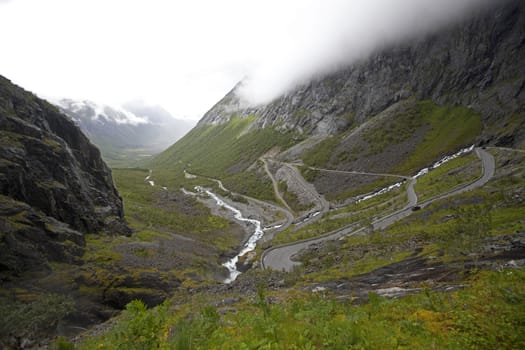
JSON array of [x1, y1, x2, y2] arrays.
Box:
[[56, 99, 194, 167], [0, 75, 131, 346], [201, 1, 524, 139], [40, 2, 525, 348], [0, 77, 130, 266], [153, 0, 524, 209]]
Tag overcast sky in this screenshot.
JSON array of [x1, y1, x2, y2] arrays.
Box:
[[0, 0, 499, 120]]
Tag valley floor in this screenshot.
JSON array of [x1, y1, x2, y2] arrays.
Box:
[[63, 145, 525, 349], [3, 144, 523, 349]]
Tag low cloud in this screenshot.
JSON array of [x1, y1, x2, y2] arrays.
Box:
[[0, 0, 504, 118], [237, 0, 502, 106]]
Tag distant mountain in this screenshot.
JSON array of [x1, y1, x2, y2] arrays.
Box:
[[55, 99, 195, 167]]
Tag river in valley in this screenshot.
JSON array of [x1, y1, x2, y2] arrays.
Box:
[[195, 186, 264, 283]]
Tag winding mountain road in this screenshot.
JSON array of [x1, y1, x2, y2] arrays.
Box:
[[404, 177, 418, 208], [261, 148, 495, 272], [261, 158, 295, 215]]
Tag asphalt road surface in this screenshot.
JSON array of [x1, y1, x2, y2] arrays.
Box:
[[261, 148, 495, 272]]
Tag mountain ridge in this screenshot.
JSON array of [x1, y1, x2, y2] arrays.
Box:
[[1, 1, 524, 347], [152, 0, 524, 228], [56, 99, 195, 167], [199, 0, 524, 145]]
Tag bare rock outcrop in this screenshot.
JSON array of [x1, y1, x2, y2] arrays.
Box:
[[0, 75, 130, 280]]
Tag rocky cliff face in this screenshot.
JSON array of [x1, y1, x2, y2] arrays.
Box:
[[201, 0, 524, 144], [0, 75, 130, 279]]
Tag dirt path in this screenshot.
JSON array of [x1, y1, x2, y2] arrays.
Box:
[[261, 148, 494, 272], [487, 146, 525, 154], [182, 170, 295, 244], [308, 166, 411, 180], [261, 158, 296, 215]]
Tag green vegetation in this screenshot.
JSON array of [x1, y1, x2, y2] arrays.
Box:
[[301, 100, 481, 179], [300, 166, 320, 183], [414, 153, 481, 202], [113, 168, 238, 249], [325, 176, 400, 202], [222, 169, 275, 201], [301, 100, 481, 176], [42, 137, 63, 152], [26, 99, 517, 348], [254, 177, 412, 248], [437, 204, 493, 260], [395, 101, 482, 174], [79, 300, 170, 350], [272, 187, 407, 246], [363, 106, 423, 155], [0, 294, 74, 341], [150, 116, 298, 199], [67, 167, 250, 289], [302, 134, 344, 168], [77, 268, 525, 349], [281, 149, 525, 282], [133, 229, 173, 242], [0, 130, 27, 148], [83, 149, 523, 348], [325, 163, 522, 271], [331, 183, 408, 215], [96, 142, 157, 168]]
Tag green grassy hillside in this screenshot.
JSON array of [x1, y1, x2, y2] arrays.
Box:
[[65, 142, 525, 350], [299, 100, 483, 200], [303, 100, 482, 175], [26, 81, 520, 350], [33, 103, 523, 350], [76, 268, 525, 350], [150, 115, 299, 200], [147, 100, 483, 204]]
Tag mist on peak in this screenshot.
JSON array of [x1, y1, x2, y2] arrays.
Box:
[[236, 0, 503, 106], [55, 99, 150, 126]]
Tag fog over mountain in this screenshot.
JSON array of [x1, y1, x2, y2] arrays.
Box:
[[0, 0, 502, 118], [1, 0, 524, 346], [236, 0, 504, 105], [55, 99, 196, 166]]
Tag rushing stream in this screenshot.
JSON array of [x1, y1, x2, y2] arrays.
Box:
[[414, 145, 474, 178], [195, 186, 264, 283], [178, 146, 476, 283], [357, 145, 475, 203]]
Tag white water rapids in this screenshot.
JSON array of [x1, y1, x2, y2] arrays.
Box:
[[414, 145, 474, 178], [145, 170, 155, 186], [150, 145, 476, 283], [195, 186, 264, 284], [357, 145, 475, 203], [146, 171, 262, 283]]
